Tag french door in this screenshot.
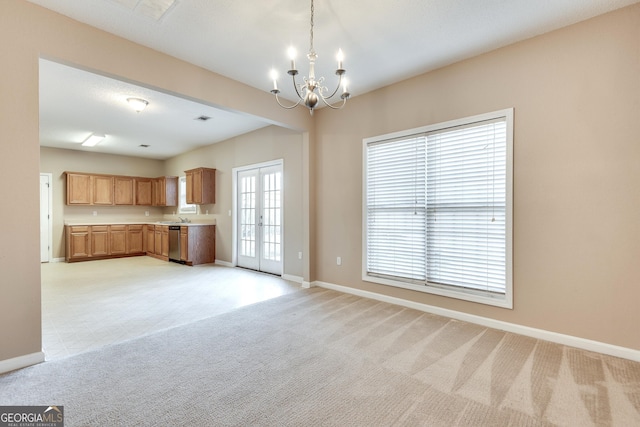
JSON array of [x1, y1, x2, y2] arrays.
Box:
[[236, 164, 283, 275]]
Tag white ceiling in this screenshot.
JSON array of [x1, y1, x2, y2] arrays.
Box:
[[32, 0, 639, 160]]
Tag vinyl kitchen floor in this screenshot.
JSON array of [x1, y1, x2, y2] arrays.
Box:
[[41, 257, 301, 360]]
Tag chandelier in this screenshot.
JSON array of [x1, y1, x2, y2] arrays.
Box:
[[269, 0, 350, 115]]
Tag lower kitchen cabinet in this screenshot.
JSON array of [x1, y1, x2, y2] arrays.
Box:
[[128, 225, 145, 254], [110, 225, 127, 255], [148, 225, 169, 261], [90, 226, 110, 257], [66, 226, 90, 259], [66, 224, 150, 262], [66, 223, 215, 265], [180, 225, 216, 265]]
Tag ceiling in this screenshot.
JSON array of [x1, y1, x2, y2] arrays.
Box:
[[32, 0, 639, 160]]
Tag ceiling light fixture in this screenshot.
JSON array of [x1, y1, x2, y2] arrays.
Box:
[[81, 133, 105, 147], [269, 0, 350, 115], [127, 97, 149, 113]]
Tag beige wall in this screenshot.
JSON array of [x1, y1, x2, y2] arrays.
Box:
[[0, 0, 312, 363], [314, 4, 640, 350], [164, 125, 304, 276], [39, 147, 167, 259]]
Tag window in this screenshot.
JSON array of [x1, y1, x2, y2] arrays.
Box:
[[363, 109, 513, 308], [178, 176, 197, 214]]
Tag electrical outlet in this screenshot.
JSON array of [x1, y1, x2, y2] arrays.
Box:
[[337, 256, 342, 266], [228, 210, 232, 217], [145, 211, 149, 216], [92, 211, 97, 216], [298, 252, 303, 260]]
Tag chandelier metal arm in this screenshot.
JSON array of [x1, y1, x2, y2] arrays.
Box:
[[321, 71, 346, 100], [271, 90, 303, 109], [317, 92, 349, 110], [290, 72, 305, 101]]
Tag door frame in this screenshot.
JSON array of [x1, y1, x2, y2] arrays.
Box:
[[40, 173, 53, 263], [231, 159, 284, 272]]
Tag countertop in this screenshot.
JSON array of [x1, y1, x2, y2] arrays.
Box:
[[64, 220, 216, 227]]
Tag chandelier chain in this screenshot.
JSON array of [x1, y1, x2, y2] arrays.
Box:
[[309, 0, 315, 54]]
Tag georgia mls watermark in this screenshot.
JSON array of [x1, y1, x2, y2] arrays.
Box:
[[0, 406, 63, 427]]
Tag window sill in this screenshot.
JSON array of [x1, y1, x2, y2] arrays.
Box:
[[363, 274, 513, 309]]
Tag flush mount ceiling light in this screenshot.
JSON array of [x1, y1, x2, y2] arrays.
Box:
[[269, 0, 350, 115], [81, 133, 105, 147], [127, 97, 149, 113]]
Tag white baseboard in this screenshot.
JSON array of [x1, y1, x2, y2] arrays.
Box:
[[301, 281, 314, 289], [214, 260, 233, 267], [0, 351, 45, 374], [282, 274, 303, 284], [314, 281, 640, 362]]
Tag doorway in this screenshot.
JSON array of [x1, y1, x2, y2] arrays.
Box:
[[234, 161, 283, 275], [40, 173, 52, 263]]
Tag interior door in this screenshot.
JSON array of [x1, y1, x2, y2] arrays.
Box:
[[236, 164, 283, 275], [40, 173, 52, 262]]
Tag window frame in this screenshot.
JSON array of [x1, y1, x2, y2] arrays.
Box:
[[362, 108, 513, 309], [178, 176, 197, 214]]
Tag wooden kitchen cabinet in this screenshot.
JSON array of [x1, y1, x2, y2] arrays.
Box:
[[66, 226, 90, 259], [92, 175, 114, 205], [146, 225, 155, 255], [154, 226, 162, 255], [179, 225, 216, 265], [185, 167, 216, 204], [149, 225, 169, 260], [128, 225, 145, 254], [110, 225, 127, 255], [135, 178, 153, 206], [153, 177, 178, 207], [114, 177, 134, 205], [66, 173, 92, 205], [161, 226, 169, 257], [90, 225, 110, 256], [65, 172, 114, 205]]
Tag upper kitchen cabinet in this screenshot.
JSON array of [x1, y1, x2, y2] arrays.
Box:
[[185, 167, 216, 205], [135, 178, 153, 206], [114, 176, 134, 205], [66, 172, 113, 205], [153, 176, 178, 207], [66, 172, 92, 205]]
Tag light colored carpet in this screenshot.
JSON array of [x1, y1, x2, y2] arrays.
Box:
[[1, 288, 639, 426]]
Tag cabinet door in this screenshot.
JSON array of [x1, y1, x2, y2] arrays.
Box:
[[114, 177, 134, 205], [91, 226, 109, 256], [110, 225, 127, 255], [185, 172, 194, 204], [152, 178, 164, 206], [155, 228, 162, 254], [147, 225, 155, 254], [67, 173, 92, 205], [128, 225, 144, 254], [180, 227, 188, 261], [193, 169, 203, 204], [93, 175, 114, 205], [161, 227, 169, 257], [135, 178, 153, 206], [68, 226, 90, 259]]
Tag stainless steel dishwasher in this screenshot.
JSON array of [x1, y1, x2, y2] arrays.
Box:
[[168, 225, 181, 263]]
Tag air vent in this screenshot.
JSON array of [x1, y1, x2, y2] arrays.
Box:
[[139, 144, 150, 148], [195, 115, 212, 122]]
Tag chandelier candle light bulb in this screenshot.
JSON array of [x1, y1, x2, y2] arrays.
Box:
[[269, 0, 351, 115]]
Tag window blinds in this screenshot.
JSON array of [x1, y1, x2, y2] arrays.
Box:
[[365, 117, 507, 295]]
